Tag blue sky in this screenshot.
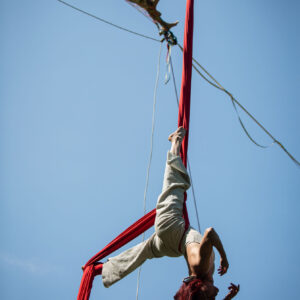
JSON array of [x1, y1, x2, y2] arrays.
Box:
[[1, 1, 299, 299]]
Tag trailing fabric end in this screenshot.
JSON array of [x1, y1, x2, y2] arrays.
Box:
[[78, 265, 95, 300], [78, 263, 104, 300]]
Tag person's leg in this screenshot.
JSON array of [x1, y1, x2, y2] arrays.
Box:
[[102, 237, 155, 288], [102, 128, 190, 287], [153, 127, 190, 255]]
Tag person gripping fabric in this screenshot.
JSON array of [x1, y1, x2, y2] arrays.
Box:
[[102, 127, 239, 300]]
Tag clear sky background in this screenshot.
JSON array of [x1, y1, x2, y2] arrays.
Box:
[[1, 1, 299, 299]]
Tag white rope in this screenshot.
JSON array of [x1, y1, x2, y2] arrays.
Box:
[[135, 41, 163, 300]]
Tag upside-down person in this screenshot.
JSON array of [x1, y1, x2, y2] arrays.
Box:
[[102, 127, 240, 299]]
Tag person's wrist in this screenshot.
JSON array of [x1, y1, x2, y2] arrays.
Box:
[[221, 253, 228, 261]]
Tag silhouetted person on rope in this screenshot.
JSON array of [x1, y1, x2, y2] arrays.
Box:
[[127, 0, 179, 31], [102, 127, 239, 299]]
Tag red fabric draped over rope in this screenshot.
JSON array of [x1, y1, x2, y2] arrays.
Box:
[[77, 1, 194, 299]]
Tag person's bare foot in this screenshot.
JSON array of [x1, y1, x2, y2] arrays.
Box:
[[168, 127, 186, 155]]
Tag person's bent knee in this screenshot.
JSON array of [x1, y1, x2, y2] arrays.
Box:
[[155, 225, 167, 239]]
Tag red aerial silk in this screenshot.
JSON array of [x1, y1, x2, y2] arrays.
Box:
[[77, 1, 194, 299], [179, 0, 194, 229]]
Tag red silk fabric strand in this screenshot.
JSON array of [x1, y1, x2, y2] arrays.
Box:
[[77, 1, 194, 299], [179, 0, 194, 230], [78, 209, 156, 300], [178, 0, 194, 168]]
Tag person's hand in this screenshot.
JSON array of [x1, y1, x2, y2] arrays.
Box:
[[218, 256, 229, 276], [225, 283, 240, 299]]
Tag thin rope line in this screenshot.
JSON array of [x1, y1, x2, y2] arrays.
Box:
[[187, 160, 201, 233], [170, 56, 201, 233], [136, 42, 162, 300], [57, 0, 161, 42], [178, 44, 273, 148], [170, 56, 180, 106], [190, 60, 272, 149], [178, 44, 300, 166]]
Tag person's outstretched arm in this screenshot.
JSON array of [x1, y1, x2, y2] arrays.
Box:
[[205, 230, 240, 299], [205, 227, 229, 276]]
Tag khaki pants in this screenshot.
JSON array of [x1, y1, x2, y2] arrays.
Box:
[[102, 152, 201, 288]]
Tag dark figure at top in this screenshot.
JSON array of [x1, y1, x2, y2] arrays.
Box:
[[127, 0, 179, 30]]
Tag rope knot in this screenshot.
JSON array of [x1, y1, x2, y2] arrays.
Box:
[[160, 29, 177, 46]]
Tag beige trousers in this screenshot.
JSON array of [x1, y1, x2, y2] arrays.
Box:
[[102, 152, 202, 288]]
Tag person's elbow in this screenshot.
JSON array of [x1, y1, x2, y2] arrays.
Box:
[[205, 227, 216, 237]]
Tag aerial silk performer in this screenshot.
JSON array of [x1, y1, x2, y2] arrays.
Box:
[[77, 1, 239, 299], [102, 127, 240, 300]]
